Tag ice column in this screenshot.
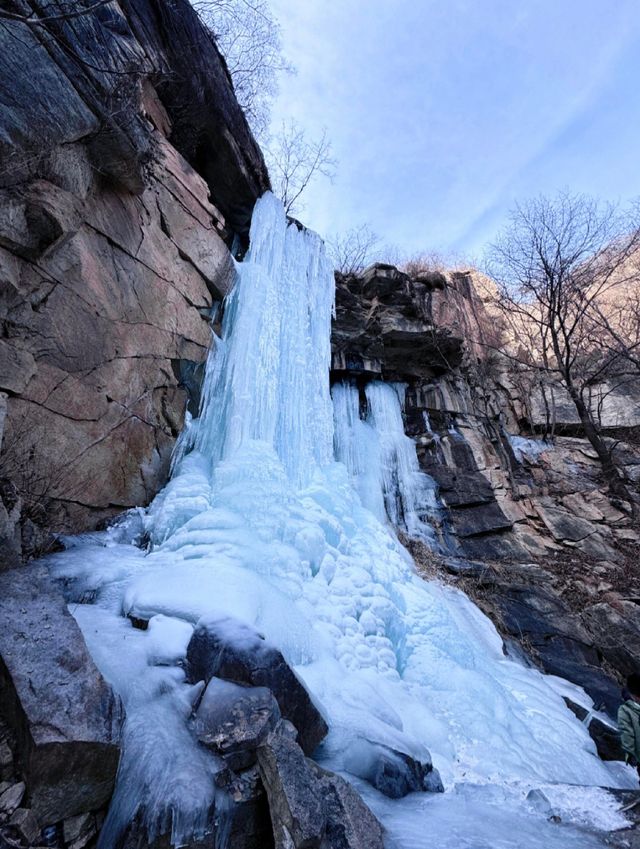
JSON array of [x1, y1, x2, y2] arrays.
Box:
[[332, 380, 441, 543]]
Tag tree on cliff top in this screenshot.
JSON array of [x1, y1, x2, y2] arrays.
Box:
[[486, 191, 640, 505], [267, 120, 336, 217], [192, 0, 292, 139], [327, 224, 381, 275]]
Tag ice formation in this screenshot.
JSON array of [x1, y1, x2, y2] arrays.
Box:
[[507, 433, 552, 463], [332, 380, 442, 543], [46, 193, 633, 848]]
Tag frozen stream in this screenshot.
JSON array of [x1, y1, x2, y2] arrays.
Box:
[[45, 193, 634, 848]]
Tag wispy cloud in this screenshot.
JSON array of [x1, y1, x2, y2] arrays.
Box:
[[268, 0, 640, 256]]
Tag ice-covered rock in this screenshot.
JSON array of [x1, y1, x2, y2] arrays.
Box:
[[343, 738, 443, 799], [194, 678, 280, 771], [187, 615, 328, 756]]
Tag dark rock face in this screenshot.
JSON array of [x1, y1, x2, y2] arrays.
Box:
[[343, 738, 443, 799], [257, 721, 326, 849], [332, 265, 466, 379], [0, 566, 123, 825], [257, 722, 385, 849], [0, 0, 269, 561], [581, 602, 640, 679], [187, 616, 328, 756], [445, 560, 623, 715], [0, 0, 268, 228], [564, 699, 623, 762]]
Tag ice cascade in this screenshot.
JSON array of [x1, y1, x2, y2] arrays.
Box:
[[47, 193, 632, 849], [331, 380, 441, 543]]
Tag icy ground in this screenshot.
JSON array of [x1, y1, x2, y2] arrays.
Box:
[[45, 193, 636, 848]]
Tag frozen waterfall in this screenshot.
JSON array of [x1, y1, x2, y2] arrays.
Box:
[[331, 380, 442, 544], [45, 193, 634, 849]]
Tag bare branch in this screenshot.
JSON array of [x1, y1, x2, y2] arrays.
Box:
[[327, 224, 380, 275], [485, 191, 640, 504], [266, 120, 336, 217], [192, 0, 293, 139]]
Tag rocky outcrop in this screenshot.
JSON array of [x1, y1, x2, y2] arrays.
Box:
[[114, 614, 383, 849], [332, 264, 471, 378], [0, 0, 268, 228], [0, 566, 123, 836], [332, 263, 640, 722], [187, 616, 329, 756], [0, 0, 270, 561]]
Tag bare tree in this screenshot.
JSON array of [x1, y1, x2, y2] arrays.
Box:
[[486, 191, 640, 504], [266, 120, 335, 217], [586, 249, 640, 376], [328, 224, 381, 275], [401, 250, 471, 279], [192, 0, 292, 139]]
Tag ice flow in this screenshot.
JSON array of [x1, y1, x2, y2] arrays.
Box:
[[47, 193, 631, 848], [331, 379, 442, 543]]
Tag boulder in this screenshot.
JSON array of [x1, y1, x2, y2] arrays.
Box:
[[7, 806, 40, 844], [187, 616, 328, 755], [256, 721, 385, 849], [0, 566, 123, 825], [343, 738, 443, 799], [0, 782, 25, 818], [194, 678, 280, 771], [257, 721, 326, 849], [307, 762, 385, 849]]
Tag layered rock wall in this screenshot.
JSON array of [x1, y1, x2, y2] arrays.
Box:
[[0, 0, 269, 564], [332, 263, 640, 715]]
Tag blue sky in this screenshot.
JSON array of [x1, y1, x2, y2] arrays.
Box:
[[268, 0, 640, 262]]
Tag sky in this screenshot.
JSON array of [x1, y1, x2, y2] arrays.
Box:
[[267, 0, 640, 263]]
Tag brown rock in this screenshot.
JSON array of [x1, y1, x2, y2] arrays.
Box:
[[0, 0, 269, 560]]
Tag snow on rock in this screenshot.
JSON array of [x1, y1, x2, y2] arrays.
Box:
[[186, 615, 328, 755]]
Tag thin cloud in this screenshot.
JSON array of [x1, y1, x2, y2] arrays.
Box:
[[269, 0, 640, 256]]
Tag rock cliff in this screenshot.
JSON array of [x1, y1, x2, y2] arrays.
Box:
[[0, 0, 269, 564], [332, 262, 640, 721]]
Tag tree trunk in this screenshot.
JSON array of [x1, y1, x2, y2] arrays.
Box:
[[568, 387, 635, 507]]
